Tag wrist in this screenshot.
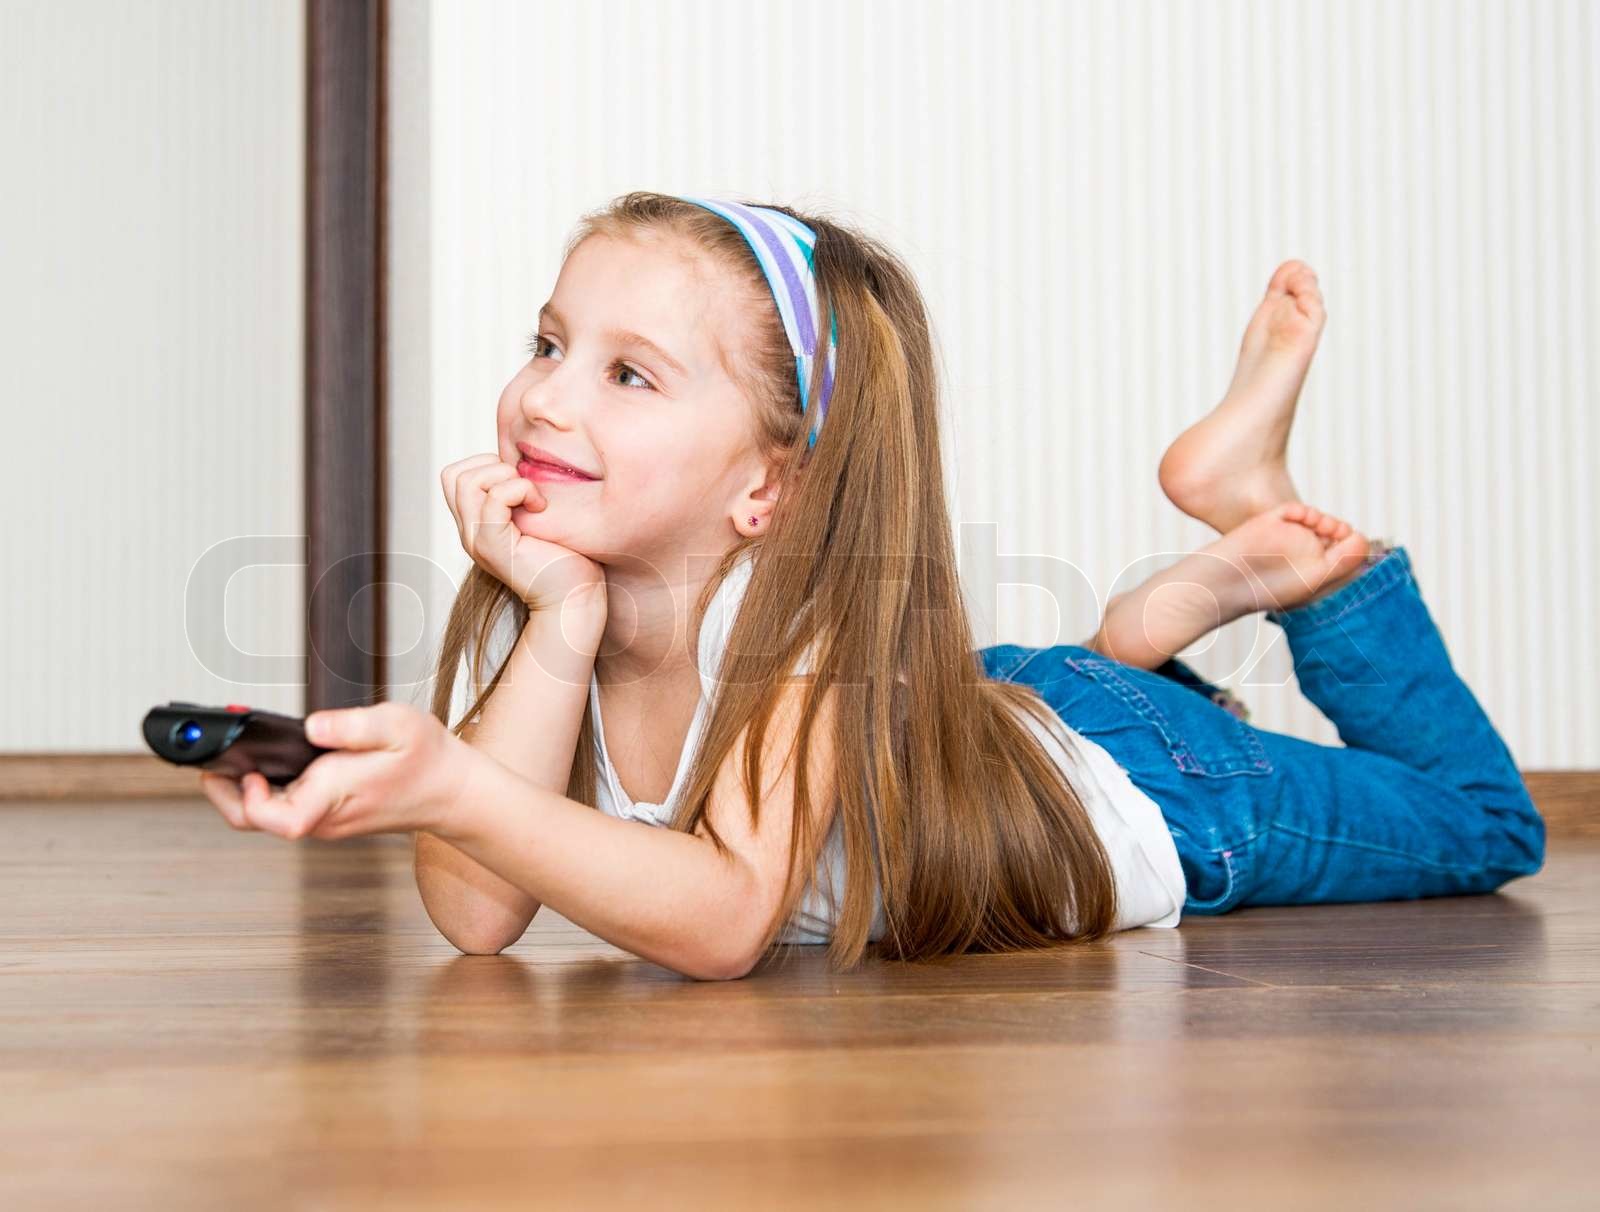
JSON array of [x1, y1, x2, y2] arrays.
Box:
[[423, 728, 499, 841], [522, 577, 606, 625], [522, 598, 606, 654]]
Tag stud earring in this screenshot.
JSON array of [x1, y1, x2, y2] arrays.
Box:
[[748, 515, 759, 527]]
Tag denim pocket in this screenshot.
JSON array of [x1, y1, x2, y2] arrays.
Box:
[[1061, 654, 1275, 780], [1177, 842, 1250, 912]]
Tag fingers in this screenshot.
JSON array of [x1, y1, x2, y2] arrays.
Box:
[[239, 769, 334, 840], [200, 771, 251, 830], [442, 455, 498, 550], [205, 710, 436, 842], [451, 460, 526, 552], [454, 458, 519, 513], [305, 701, 409, 752], [204, 769, 318, 839], [237, 771, 287, 834], [483, 473, 540, 527], [439, 452, 501, 510], [206, 762, 367, 841]]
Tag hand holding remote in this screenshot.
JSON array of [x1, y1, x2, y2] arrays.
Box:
[[196, 701, 474, 840]]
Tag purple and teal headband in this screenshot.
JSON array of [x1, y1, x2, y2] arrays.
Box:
[[675, 196, 838, 450]]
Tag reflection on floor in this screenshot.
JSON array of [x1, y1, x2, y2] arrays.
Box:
[[2, 799, 1595, 1208]]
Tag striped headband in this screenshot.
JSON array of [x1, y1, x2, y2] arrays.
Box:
[[676, 196, 838, 450]]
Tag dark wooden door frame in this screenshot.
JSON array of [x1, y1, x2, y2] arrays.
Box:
[[306, 0, 386, 711]]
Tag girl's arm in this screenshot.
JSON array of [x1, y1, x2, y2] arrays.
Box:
[[414, 605, 605, 954], [428, 679, 839, 981]]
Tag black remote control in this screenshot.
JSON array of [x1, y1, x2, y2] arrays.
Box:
[[142, 701, 331, 786]]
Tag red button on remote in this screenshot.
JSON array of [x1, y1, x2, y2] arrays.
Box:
[[224, 704, 252, 713]]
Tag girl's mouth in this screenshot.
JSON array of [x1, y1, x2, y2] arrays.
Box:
[[517, 458, 598, 484]]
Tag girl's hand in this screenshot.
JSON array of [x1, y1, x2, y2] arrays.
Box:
[[197, 702, 477, 840], [440, 453, 608, 615]]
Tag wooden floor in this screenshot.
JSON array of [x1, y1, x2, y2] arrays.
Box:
[[3, 800, 1596, 1210]]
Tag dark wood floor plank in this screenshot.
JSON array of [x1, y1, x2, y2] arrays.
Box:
[[1, 798, 1595, 1209]]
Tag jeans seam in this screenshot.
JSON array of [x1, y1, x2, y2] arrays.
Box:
[[1066, 656, 1197, 773], [983, 645, 1037, 682], [1065, 656, 1274, 777], [1257, 820, 1488, 874], [1002, 646, 1045, 680], [1184, 847, 1243, 910]]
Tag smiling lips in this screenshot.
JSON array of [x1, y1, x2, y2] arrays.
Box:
[[517, 458, 597, 485], [514, 442, 599, 484]]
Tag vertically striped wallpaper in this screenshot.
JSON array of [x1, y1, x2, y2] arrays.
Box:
[[385, 0, 1597, 765], [2, 1, 305, 750]]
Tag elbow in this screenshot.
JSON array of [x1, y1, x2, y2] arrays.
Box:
[[684, 947, 759, 982], [687, 876, 775, 980], [449, 928, 516, 957], [715, 943, 763, 981], [428, 908, 534, 957], [685, 926, 766, 982]]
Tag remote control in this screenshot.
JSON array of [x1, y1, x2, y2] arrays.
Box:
[[142, 701, 331, 786]]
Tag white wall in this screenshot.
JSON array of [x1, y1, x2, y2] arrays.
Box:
[[1, 1, 305, 750], [385, 0, 1599, 766]]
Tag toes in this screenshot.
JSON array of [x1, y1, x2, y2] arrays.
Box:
[[1287, 505, 1360, 544], [1280, 262, 1324, 316], [1327, 532, 1370, 571], [1269, 259, 1313, 293]]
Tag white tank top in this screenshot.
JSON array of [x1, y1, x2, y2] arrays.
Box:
[[588, 550, 1187, 944]]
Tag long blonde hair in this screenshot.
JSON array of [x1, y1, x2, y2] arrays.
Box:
[[428, 191, 1118, 971]]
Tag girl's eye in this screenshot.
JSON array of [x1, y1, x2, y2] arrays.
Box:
[[611, 363, 653, 391], [523, 331, 655, 392]]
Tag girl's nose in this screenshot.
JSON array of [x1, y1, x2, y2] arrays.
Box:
[[519, 372, 572, 427]]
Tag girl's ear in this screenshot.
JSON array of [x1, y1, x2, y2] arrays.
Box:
[[734, 465, 785, 537]]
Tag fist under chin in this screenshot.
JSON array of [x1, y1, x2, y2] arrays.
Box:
[[510, 504, 548, 533]]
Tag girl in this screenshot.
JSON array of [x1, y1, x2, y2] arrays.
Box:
[[201, 193, 1545, 981]]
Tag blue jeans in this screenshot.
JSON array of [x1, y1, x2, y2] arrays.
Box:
[[976, 545, 1546, 914]]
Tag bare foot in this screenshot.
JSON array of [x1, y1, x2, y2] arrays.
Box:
[[1200, 502, 1373, 617], [1158, 261, 1327, 533], [1088, 502, 1370, 669]]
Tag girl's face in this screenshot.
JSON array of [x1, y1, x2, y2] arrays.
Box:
[[496, 232, 773, 571]]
